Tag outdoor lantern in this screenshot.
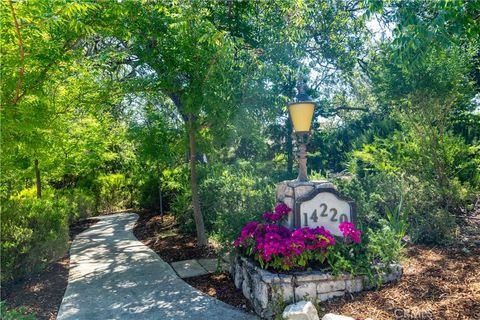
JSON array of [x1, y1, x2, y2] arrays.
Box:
[[288, 92, 315, 134], [288, 82, 316, 182]]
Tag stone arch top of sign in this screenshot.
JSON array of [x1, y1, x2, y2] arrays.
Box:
[[276, 180, 356, 237]]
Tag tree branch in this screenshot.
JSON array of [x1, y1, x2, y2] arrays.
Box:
[[332, 106, 369, 112], [8, 0, 25, 106], [14, 37, 82, 105]]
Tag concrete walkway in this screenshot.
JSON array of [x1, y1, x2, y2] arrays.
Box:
[[57, 213, 257, 320]]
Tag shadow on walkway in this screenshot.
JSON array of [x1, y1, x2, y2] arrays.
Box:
[[57, 213, 257, 320]]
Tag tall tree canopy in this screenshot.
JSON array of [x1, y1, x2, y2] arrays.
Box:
[[1, 0, 479, 281]]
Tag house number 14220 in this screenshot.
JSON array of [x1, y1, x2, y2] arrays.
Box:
[[303, 203, 349, 227]]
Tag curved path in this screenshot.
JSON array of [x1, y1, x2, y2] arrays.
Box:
[[57, 213, 257, 320]]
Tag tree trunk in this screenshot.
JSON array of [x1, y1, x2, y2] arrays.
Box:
[[188, 113, 208, 246], [157, 165, 164, 223], [34, 159, 42, 199], [286, 114, 293, 175]]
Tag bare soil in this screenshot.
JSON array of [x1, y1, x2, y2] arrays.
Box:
[[132, 211, 217, 262], [320, 244, 480, 319], [183, 272, 255, 313]]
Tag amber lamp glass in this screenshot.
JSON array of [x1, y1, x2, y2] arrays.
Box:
[[288, 102, 315, 133]]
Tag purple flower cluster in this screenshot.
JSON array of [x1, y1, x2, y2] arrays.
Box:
[[262, 203, 291, 222], [234, 203, 336, 269], [234, 204, 364, 270], [339, 221, 362, 244], [233, 221, 260, 248]]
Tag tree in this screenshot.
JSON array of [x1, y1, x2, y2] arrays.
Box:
[[128, 96, 183, 218], [1, 0, 103, 197], [106, 1, 261, 245]]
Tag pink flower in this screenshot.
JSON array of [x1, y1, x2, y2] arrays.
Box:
[[275, 203, 291, 215], [234, 204, 343, 270], [262, 203, 291, 222], [339, 221, 362, 244]]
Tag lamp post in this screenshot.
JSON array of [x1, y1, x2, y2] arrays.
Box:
[[288, 81, 316, 182]]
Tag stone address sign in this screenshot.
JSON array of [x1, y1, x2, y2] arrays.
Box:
[[294, 188, 355, 237]]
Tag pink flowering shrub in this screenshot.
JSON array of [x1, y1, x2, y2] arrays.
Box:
[[234, 203, 362, 271], [339, 221, 362, 244], [262, 202, 291, 222]]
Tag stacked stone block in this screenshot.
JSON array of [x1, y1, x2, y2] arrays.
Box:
[[230, 256, 402, 319]]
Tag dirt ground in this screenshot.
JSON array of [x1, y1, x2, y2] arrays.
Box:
[[132, 211, 217, 262], [183, 272, 255, 313], [320, 244, 480, 319]]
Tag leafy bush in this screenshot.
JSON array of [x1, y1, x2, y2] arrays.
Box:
[[93, 174, 132, 212], [137, 174, 162, 211], [201, 163, 276, 242], [58, 188, 96, 223], [1, 195, 69, 282], [334, 172, 404, 230], [336, 172, 463, 244], [160, 162, 277, 241], [0, 301, 35, 320], [72, 189, 97, 220], [410, 208, 457, 244], [339, 129, 479, 244], [366, 223, 404, 266], [160, 165, 193, 229]]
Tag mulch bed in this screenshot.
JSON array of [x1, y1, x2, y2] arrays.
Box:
[[134, 211, 480, 319], [183, 272, 255, 313], [1, 218, 99, 320], [320, 244, 480, 319], [4, 210, 479, 319], [133, 211, 217, 262], [175, 245, 480, 319]]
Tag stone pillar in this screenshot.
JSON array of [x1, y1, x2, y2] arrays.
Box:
[[275, 180, 336, 229]]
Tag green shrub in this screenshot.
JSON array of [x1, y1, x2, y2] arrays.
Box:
[[410, 209, 457, 244], [336, 170, 470, 244], [160, 162, 277, 241], [72, 189, 96, 220], [58, 188, 96, 223], [1, 195, 69, 282], [339, 128, 479, 245], [0, 302, 35, 320], [366, 222, 404, 266], [161, 165, 192, 229], [93, 174, 131, 212], [334, 172, 404, 230], [171, 191, 194, 232], [202, 164, 276, 242], [137, 174, 161, 211]]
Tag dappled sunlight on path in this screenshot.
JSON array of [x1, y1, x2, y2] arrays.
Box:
[[57, 213, 257, 320]]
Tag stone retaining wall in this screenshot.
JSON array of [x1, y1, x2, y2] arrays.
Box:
[[230, 256, 402, 319]]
